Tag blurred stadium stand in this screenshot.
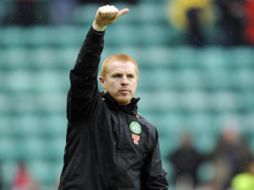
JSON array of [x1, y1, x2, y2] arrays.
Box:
[[0, 0, 254, 189]]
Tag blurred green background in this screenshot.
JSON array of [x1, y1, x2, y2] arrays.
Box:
[[0, 0, 254, 189]]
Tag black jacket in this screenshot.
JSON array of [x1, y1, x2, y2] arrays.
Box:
[[58, 27, 168, 190]]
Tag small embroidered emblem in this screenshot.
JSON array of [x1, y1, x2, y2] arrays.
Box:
[[129, 121, 141, 135], [132, 134, 140, 145]]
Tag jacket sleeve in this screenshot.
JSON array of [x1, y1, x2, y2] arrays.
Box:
[[67, 27, 105, 122], [141, 131, 169, 190]]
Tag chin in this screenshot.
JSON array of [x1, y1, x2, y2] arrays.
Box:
[[117, 98, 131, 105]]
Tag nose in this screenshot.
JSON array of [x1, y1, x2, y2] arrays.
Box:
[[121, 75, 129, 85]]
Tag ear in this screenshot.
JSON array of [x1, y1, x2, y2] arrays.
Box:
[[99, 76, 105, 89]]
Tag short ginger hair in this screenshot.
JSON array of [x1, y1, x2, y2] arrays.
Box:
[[100, 54, 138, 78]]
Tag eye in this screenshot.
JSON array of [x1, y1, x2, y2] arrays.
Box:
[[112, 73, 122, 78], [127, 74, 135, 79]]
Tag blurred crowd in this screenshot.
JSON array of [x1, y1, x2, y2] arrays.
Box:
[[0, 0, 254, 47], [168, 0, 254, 47], [0, 0, 138, 26], [167, 121, 254, 190], [0, 161, 62, 190], [11, 162, 40, 190], [0, 161, 40, 190]]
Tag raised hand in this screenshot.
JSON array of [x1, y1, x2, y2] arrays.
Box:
[[93, 5, 129, 31]]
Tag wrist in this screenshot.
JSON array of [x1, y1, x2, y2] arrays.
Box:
[[92, 21, 107, 32]]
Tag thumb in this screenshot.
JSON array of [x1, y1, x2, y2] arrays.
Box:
[[118, 8, 129, 17]]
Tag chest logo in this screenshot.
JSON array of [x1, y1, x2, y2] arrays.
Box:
[[129, 121, 141, 135], [132, 134, 140, 145]]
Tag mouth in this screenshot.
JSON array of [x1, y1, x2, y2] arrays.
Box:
[[119, 90, 130, 94]]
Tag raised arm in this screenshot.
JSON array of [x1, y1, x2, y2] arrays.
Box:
[[67, 5, 129, 122]]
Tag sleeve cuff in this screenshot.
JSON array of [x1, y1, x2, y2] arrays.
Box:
[[92, 21, 107, 32]]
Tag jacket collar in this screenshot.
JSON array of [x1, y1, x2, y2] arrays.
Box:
[[102, 92, 140, 116]]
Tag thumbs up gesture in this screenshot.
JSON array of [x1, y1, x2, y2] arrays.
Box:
[[93, 5, 129, 31]]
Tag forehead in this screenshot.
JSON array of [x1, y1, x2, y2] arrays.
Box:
[[106, 61, 138, 74]]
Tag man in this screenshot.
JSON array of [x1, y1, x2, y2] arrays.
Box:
[[167, 132, 205, 188], [231, 158, 254, 190], [58, 5, 168, 190], [215, 0, 245, 46]]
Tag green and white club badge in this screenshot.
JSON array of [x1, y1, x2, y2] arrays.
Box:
[[129, 121, 142, 135]]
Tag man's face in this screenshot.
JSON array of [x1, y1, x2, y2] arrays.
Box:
[[100, 60, 138, 105]]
